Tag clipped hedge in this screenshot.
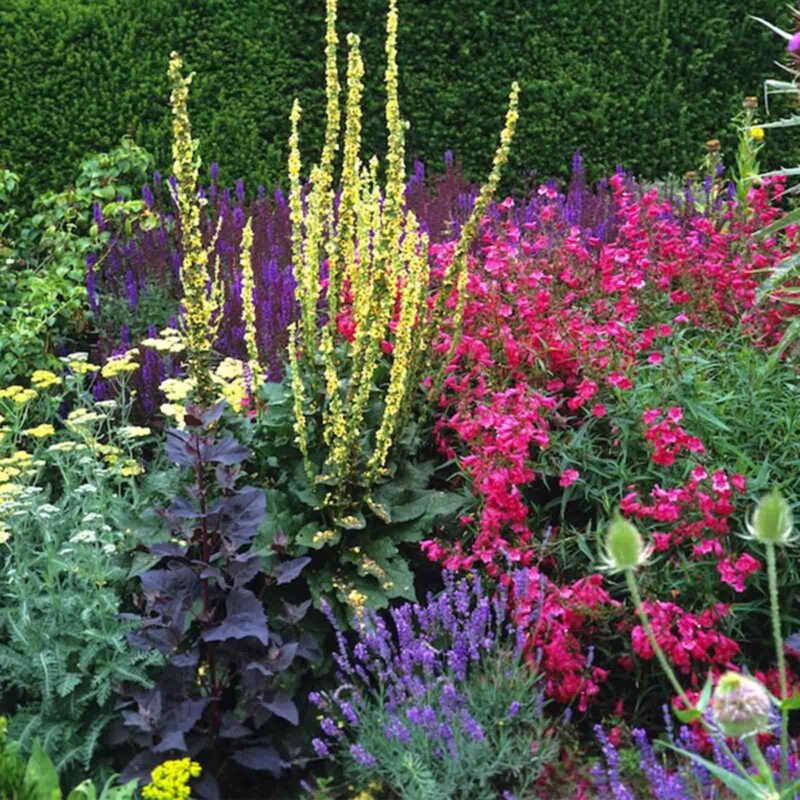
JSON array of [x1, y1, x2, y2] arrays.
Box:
[[0, 0, 793, 200]]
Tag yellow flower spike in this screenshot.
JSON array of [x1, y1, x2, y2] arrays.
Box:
[[239, 217, 260, 368], [434, 80, 520, 370], [168, 51, 223, 405], [288, 324, 313, 482]]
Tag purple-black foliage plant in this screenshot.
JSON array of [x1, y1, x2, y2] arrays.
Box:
[[113, 402, 321, 800]]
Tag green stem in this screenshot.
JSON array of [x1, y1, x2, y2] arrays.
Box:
[[626, 569, 753, 782], [766, 543, 790, 786], [626, 569, 692, 709], [745, 736, 777, 794]]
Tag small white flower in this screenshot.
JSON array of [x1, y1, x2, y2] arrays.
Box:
[[82, 512, 104, 524], [70, 530, 97, 544], [75, 484, 98, 495], [102, 543, 116, 555]]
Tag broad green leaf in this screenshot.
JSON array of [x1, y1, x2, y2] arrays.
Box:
[[25, 742, 61, 800]]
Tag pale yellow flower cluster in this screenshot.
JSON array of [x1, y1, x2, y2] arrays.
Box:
[[100, 349, 140, 379], [141, 326, 186, 355]]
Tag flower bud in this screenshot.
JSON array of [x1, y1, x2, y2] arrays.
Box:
[[706, 139, 721, 153], [712, 672, 771, 738], [748, 488, 794, 545], [743, 96, 758, 110], [605, 515, 647, 571]]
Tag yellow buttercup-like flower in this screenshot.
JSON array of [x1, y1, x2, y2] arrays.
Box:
[[23, 424, 55, 439], [750, 126, 765, 142]]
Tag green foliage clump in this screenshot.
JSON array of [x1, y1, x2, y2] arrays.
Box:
[[0, 0, 795, 200], [0, 362, 168, 776], [0, 138, 155, 383]]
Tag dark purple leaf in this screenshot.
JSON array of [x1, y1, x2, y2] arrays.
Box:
[[148, 542, 188, 559], [165, 429, 200, 467], [153, 730, 187, 753], [193, 772, 220, 800], [274, 557, 310, 585], [263, 691, 298, 725], [206, 436, 252, 466], [171, 649, 200, 668], [230, 746, 282, 776], [163, 698, 209, 734], [279, 600, 312, 625], [228, 553, 263, 588], [297, 632, 323, 663], [166, 497, 199, 520], [221, 487, 266, 545], [219, 713, 252, 739], [202, 589, 269, 645], [140, 566, 200, 601]]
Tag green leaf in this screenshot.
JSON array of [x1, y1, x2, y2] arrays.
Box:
[[780, 693, 800, 711], [66, 781, 96, 800], [661, 742, 762, 798], [25, 742, 61, 800]]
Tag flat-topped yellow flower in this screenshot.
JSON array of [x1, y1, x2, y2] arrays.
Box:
[[101, 350, 140, 379], [23, 424, 55, 439], [30, 370, 61, 388], [119, 425, 152, 439], [69, 361, 100, 375], [66, 408, 105, 426]]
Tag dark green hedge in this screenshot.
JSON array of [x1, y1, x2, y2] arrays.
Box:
[[0, 0, 793, 199]]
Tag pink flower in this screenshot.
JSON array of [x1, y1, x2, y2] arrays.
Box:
[[559, 468, 580, 487], [591, 403, 607, 418], [608, 372, 633, 390], [647, 351, 664, 364], [789, 31, 800, 53]]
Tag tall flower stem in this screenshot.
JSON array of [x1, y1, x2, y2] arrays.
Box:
[[625, 569, 691, 710], [625, 569, 751, 781], [766, 542, 790, 785]]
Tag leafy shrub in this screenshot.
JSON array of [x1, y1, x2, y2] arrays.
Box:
[[308, 570, 558, 799], [115, 403, 321, 798], [0, 355, 165, 775], [0, 720, 137, 800], [0, 138, 155, 382], [0, 0, 795, 199]]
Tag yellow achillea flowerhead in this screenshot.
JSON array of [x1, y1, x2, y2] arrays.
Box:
[[23, 424, 55, 439], [30, 370, 61, 388], [101, 349, 140, 379], [141, 758, 201, 800]]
